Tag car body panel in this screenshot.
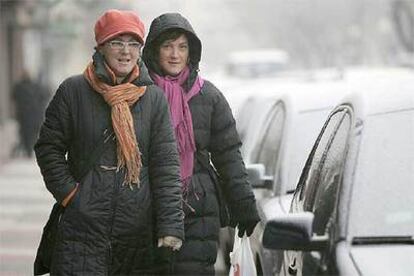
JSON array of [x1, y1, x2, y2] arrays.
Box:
[[351, 245, 414, 275]]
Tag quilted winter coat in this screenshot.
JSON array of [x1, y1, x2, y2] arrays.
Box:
[[34, 58, 184, 275]]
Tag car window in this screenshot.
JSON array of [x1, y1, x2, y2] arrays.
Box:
[[349, 109, 414, 237], [285, 108, 351, 276], [253, 102, 285, 176], [295, 111, 343, 204], [311, 112, 351, 235], [286, 109, 331, 193], [291, 110, 344, 212], [238, 98, 276, 162], [236, 97, 258, 141]]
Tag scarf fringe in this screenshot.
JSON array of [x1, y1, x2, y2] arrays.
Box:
[[181, 176, 199, 214], [84, 62, 146, 186]]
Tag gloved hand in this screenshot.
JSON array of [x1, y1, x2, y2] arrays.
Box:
[[157, 236, 183, 251], [237, 220, 259, 238]]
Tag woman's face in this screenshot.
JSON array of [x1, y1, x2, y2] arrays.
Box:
[[158, 34, 189, 76], [99, 34, 141, 79]]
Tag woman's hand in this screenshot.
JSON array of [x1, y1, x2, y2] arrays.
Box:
[[61, 183, 79, 207], [158, 236, 183, 251], [237, 219, 259, 238]]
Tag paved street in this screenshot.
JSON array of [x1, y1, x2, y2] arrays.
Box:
[[0, 157, 228, 275], [0, 157, 53, 275]]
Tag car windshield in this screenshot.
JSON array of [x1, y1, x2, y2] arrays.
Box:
[[349, 109, 414, 238]]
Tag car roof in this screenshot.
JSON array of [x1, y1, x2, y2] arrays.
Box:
[[279, 81, 349, 113], [236, 79, 347, 116], [338, 67, 414, 117], [228, 48, 290, 64]]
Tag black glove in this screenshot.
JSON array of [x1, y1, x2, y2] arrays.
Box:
[[229, 199, 261, 238], [237, 220, 259, 238]]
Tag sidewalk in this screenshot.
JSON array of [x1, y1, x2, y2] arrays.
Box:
[[0, 157, 53, 275], [0, 119, 18, 166]]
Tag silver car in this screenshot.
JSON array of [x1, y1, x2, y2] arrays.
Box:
[[263, 71, 414, 275], [247, 82, 349, 275]]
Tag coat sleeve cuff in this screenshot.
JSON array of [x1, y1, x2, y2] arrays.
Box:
[[157, 227, 185, 241], [53, 181, 78, 204]]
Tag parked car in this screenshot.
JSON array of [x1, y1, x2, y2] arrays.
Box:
[[219, 90, 285, 269], [247, 83, 349, 276], [219, 78, 309, 270], [226, 48, 290, 79], [262, 74, 414, 275], [235, 79, 345, 163]]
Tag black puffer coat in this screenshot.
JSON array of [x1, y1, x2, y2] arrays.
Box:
[[35, 58, 184, 275], [143, 13, 260, 275]]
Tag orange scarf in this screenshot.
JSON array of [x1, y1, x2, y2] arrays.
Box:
[[84, 62, 146, 187]]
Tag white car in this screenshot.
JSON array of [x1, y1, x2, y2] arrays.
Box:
[[263, 69, 414, 275], [247, 83, 348, 276]]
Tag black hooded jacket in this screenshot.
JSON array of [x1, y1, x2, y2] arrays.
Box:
[[35, 54, 184, 275], [143, 13, 260, 274]]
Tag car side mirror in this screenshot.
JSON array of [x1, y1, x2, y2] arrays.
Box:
[[262, 212, 328, 251], [246, 163, 273, 189]]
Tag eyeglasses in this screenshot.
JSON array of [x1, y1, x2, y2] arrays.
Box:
[[107, 40, 142, 51]]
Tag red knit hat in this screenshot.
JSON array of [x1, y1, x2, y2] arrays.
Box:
[[94, 9, 145, 45]]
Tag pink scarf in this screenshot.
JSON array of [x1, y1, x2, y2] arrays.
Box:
[[151, 67, 204, 188]]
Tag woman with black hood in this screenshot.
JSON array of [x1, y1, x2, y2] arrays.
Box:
[[142, 13, 260, 275]]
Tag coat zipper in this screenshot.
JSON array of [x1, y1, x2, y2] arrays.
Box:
[[107, 169, 121, 275]]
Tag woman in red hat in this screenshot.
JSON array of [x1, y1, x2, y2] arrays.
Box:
[[143, 13, 260, 275], [34, 9, 184, 275]]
